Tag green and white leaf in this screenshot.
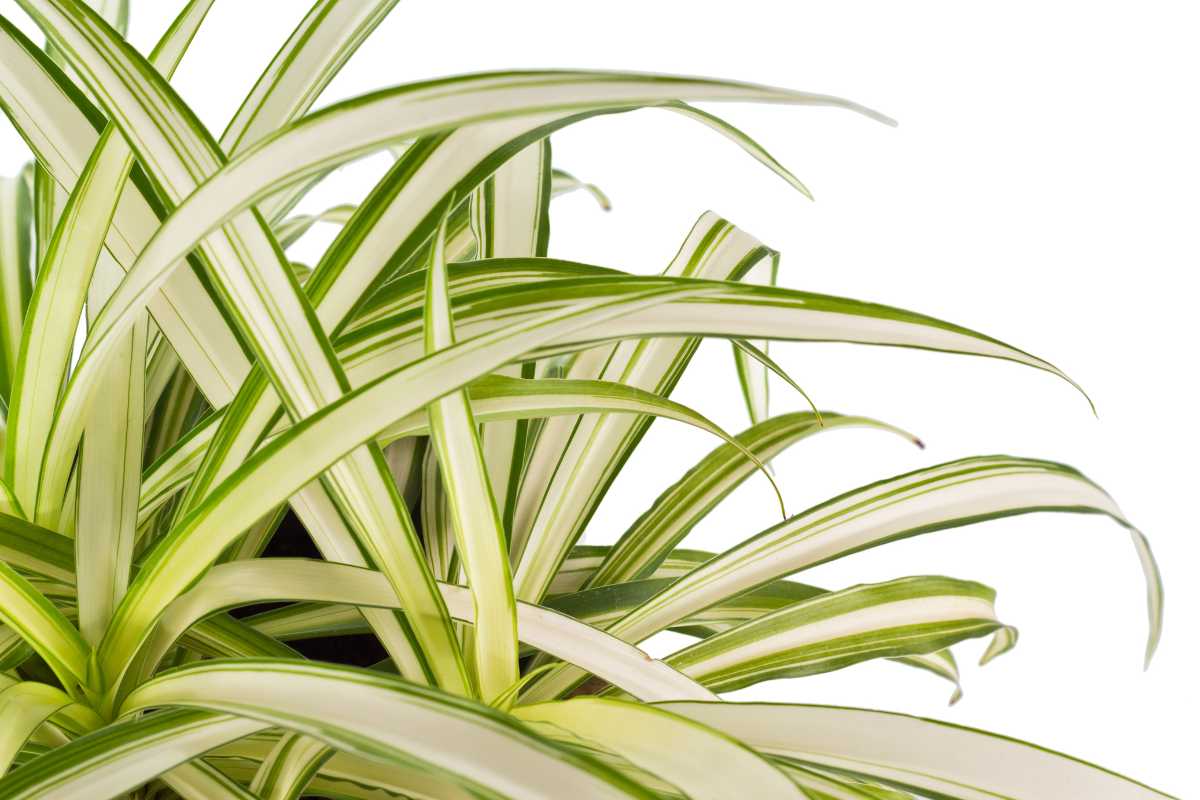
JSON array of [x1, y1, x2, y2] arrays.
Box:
[[663, 575, 1011, 692], [22, 0, 472, 692], [123, 659, 659, 799], [661, 702, 1174, 800], [0, 709, 268, 800], [132, 558, 713, 704], [516, 697, 803, 800], [525, 456, 1161, 700], [587, 411, 919, 589], [547, 567, 965, 701], [160, 757, 263, 800], [510, 213, 782, 603], [0, 560, 88, 693], [423, 211, 519, 700], [248, 731, 332, 800], [0, 3, 1170, 797], [0, 680, 88, 775], [550, 167, 611, 210], [0, 173, 34, 409]]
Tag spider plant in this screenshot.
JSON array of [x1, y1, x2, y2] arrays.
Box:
[[0, 1, 1171, 798]]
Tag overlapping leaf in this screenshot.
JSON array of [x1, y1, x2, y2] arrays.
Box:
[[0, 1, 1170, 797]]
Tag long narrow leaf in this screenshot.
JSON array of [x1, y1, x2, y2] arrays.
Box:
[[0, 681, 75, 775], [661, 702, 1174, 800], [423, 211, 518, 700], [0, 15, 250, 409], [248, 731, 332, 800], [161, 758, 262, 800], [123, 659, 660, 800], [4, 123, 133, 511], [0, 511, 74, 582], [98, 281, 712, 687], [50, 72, 890, 462], [219, 0, 402, 156], [516, 697, 802, 800], [525, 456, 1161, 700], [130, 558, 713, 705], [0, 561, 88, 693], [663, 575, 1010, 692], [510, 213, 780, 602], [44, 0, 212, 650], [588, 411, 918, 589], [0, 709, 267, 800], [547, 568, 964, 701], [0, 174, 34, 408], [22, 0, 471, 691]]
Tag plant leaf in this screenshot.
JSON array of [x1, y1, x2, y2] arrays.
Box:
[[160, 758, 262, 800], [52, 72, 889, 452], [219, 0, 402, 156], [4, 123, 134, 514], [21, 0, 471, 692], [660, 702, 1175, 800], [130, 558, 714, 705], [0, 174, 34, 409], [423, 209, 518, 700], [0, 708, 267, 800], [550, 167, 611, 209], [525, 456, 1161, 700], [516, 697, 803, 800], [546, 567, 964, 702], [248, 731, 332, 800], [123, 659, 662, 799], [0, 14, 250, 409], [588, 411, 918, 589], [0, 560, 88, 693], [97, 279, 713, 687], [510, 213, 782, 603], [471, 139, 552, 532], [663, 575, 1009, 692], [0, 681, 76, 775], [0, 511, 74, 583]]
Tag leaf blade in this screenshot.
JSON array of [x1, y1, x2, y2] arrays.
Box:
[[423, 210, 518, 700], [123, 659, 659, 800], [660, 702, 1175, 800]]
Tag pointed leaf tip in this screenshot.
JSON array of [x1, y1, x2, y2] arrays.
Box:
[[979, 626, 1019, 667]]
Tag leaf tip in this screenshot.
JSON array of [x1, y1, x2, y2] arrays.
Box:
[[979, 625, 1019, 666]]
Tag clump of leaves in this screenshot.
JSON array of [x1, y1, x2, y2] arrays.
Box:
[[0, 1, 1170, 798]]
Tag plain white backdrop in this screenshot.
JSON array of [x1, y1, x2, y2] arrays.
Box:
[[2, 1, 1195, 796]]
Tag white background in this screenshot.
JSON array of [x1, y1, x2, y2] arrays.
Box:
[[2, 1, 1196, 796]]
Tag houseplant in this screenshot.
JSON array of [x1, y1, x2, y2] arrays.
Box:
[[0, 0, 1169, 797]]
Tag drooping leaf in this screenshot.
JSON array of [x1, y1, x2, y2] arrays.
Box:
[[525, 456, 1161, 700], [663, 575, 1011, 692], [587, 411, 918, 589], [123, 659, 663, 799], [516, 697, 803, 799], [661, 702, 1174, 800], [130, 558, 713, 705], [0, 709, 268, 800]]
